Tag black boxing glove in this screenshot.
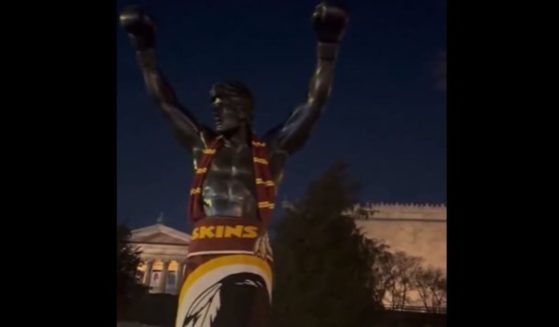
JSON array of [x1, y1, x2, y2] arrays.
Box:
[[312, 1, 349, 44], [120, 6, 156, 51]]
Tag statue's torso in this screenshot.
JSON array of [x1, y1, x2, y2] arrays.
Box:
[[194, 141, 284, 220]]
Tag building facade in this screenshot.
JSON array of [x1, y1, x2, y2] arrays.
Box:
[[348, 202, 447, 311], [350, 202, 446, 272], [130, 223, 191, 295]]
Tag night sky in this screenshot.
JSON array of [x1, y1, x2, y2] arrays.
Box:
[[117, 0, 447, 231]]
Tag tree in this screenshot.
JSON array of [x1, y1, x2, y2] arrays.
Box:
[[383, 251, 423, 310], [271, 163, 381, 327], [117, 224, 148, 318], [414, 267, 447, 313], [367, 240, 394, 307]]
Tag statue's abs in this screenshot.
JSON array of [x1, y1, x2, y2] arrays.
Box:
[[198, 143, 263, 220]]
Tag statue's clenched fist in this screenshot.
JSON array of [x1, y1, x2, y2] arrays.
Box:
[[120, 6, 156, 50], [312, 1, 349, 43]]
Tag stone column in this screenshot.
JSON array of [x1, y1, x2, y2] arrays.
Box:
[[175, 261, 185, 294], [142, 260, 153, 286], [159, 260, 170, 294]]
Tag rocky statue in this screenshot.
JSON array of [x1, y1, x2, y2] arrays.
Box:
[[120, 2, 349, 326]]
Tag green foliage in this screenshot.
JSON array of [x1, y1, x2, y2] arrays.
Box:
[[271, 163, 381, 327], [117, 224, 148, 319]]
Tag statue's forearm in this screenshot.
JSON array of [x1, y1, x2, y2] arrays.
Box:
[[306, 42, 339, 109], [265, 42, 340, 155], [136, 49, 180, 109]]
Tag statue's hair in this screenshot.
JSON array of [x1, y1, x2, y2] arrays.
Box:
[[211, 81, 254, 120], [214, 81, 253, 101]]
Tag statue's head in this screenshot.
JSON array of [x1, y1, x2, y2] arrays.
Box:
[[210, 81, 254, 134]]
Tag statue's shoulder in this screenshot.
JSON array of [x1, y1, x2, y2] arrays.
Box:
[[260, 125, 283, 144], [199, 126, 218, 145]]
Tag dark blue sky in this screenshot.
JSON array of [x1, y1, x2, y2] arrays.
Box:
[[117, 0, 446, 231]]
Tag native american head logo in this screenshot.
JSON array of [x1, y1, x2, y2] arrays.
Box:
[[182, 273, 268, 327]]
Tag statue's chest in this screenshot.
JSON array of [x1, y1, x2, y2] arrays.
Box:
[[199, 146, 256, 192]]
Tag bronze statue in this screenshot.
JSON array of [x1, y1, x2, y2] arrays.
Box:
[[120, 2, 348, 326]]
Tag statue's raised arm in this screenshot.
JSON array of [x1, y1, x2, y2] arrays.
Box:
[[120, 7, 213, 153], [266, 2, 349, 155]]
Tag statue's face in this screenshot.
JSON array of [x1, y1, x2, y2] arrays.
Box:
[[210, 85, 252, 133], [212, 97, 242, 133]]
